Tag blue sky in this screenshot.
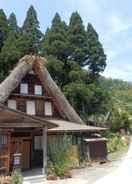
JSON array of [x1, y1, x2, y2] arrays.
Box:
[[0, 0, 132, 81]]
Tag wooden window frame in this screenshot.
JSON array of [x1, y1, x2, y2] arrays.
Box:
[[7, 100, 17, 110], [34, 85, 43, 96], [44, 101, 53, 116], [26, 100, 36, 115], [20, 83, 28, 94]]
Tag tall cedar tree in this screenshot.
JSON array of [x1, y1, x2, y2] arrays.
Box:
[[86, 23, 106, 75], [41, 13, 68, 61], [0, 13, 21, 76], [8, 13, 19, 33], [0, 9, 8, 51], [22, 5, 42, 54], [68, 12, 88, 66]]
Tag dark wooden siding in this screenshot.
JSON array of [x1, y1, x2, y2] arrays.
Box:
[[6, 73, 62, 119], [88, 141, 107, 161], [13, 73, 45, 95]]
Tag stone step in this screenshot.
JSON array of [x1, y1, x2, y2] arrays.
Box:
[[23, 175, 46, 184]]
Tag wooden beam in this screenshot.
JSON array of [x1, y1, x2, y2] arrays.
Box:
[[0, 123, 43, 128], [42, 126, 47, 176]]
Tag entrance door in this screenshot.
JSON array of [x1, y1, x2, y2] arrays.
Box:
[[11, 137, 31, 170], [21, 139, 30, 170]]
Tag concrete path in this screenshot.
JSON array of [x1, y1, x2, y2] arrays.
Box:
[[46, 160, 122, 184], [94, 142, 132, 184], [23, 147, 128, 184]]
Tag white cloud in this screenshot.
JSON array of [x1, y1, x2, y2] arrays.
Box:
[[106, 50, 117, 60], [108, 15, 131, 34], [103, 62, 132, 82]]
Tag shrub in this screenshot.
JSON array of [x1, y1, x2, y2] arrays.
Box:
[[48, 135, 72, 176], [105, 132, 129, 153], [11, 169, 22, 184]]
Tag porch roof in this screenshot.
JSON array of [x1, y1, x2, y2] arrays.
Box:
[[84, 138, 108, 143], [0, 104, 57, 129], [47, 119, 107, 133]]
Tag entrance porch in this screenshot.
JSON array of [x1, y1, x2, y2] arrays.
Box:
[[0, 104, 57, 175], [10, 128, 46, 171]]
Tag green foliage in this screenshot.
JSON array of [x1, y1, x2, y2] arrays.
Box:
[[0, 9, 8, 50], [68, 12, 88, 65], [22, 5, 42, 54], [109, 106, 132, 132], [41, 11, 106, 74], [41, 13, 68, 61], [11, 169, 22, 184], [86, 23, 106, 74], [8, 13, 19, 33], [63, 81, 110, 119], [99, 77, 132, 131], [0, 32, 21, 75], [104, 132, 128, 153], [99, 77, 132, 113], [45, 56, 64, 86], [48, 136, 72, 176]]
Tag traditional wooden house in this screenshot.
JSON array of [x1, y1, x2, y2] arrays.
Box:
[[0, 55, 107, 175]]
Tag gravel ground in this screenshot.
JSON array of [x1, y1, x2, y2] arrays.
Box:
[[46, 159, 123, 184]]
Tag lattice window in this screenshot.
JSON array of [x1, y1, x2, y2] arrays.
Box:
[[0, 135, 8, 146]]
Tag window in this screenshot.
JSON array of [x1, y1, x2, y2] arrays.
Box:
[[0, 135, 8, 145], [45, 102, 52, 116], [29, 70, 35, 75], [8, 100, 16, 110], [20, 83, 28, 94], [26, 101, 35, 115], [34, 85, 42, 95], [34, 136, 42, 150]]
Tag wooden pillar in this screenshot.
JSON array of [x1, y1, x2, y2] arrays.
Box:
[[87, 144, 91, 162], [42, 126, 47, 176]]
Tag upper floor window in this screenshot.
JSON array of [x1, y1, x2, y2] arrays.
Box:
[[34, 85, 42, 96], [45, 101, 52, 116], [20, 83, 28, 94], [8, 100, 16, 110], [29, 70, 35, 75], [26, 100, 35, 115]]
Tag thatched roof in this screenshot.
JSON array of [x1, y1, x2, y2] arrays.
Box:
[[0, 55, 83, 124]]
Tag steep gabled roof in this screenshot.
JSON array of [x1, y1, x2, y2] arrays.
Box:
[[0, 55, 83, 124]]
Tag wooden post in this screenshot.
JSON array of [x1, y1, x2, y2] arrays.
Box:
[[42, 126, 47, 176], [87, 144, 91, 162]]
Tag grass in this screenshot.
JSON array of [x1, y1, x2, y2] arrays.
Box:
[[108, 143, 129, 161]]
